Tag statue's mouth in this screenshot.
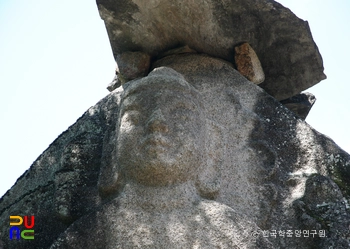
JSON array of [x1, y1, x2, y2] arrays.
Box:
[[141, 135, 170, 149]]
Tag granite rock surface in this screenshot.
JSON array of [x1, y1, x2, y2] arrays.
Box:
[[0, 54, 349, 248], [0, 1, 346, 248], [280, 92, 316, 120], [96, 0, 326, 100]]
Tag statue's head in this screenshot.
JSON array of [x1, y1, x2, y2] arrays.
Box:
[[99, 67, 221, 198], [117, 67, 205, 186]]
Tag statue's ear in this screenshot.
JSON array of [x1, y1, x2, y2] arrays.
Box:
[[196, 119, 225, 200], [98, 161, 121, 198], [98, 126, 124, 198]]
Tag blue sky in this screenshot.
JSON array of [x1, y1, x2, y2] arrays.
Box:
[[0, 0, 349, 197]]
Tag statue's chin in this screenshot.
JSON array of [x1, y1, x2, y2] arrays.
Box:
[[144, 145, 170, 159]]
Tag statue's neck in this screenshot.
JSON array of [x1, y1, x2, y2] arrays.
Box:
[[119, 181, 200, 211]]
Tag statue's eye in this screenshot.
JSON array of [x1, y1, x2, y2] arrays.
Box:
[[121, 111, 141, 126]]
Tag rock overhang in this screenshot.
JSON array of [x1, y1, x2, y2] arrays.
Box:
[[96, 0, 326, 100]]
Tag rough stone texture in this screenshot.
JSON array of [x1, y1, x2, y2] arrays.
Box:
[[280, 92, 316, 120], [158, 45, 197, 59], [51, 67, 273, 248], [235, 42, 265, 84], [1, 54, 349, 248], [0, 102, 107, 248], [96, 0, 326, 100], [116, 51, 151, 82], [106, 74, 121, 92], [107, 51, 151, 92]]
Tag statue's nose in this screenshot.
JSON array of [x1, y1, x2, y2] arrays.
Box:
[[147, 109, 169, 133]]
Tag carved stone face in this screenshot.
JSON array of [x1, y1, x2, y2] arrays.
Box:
[[117, 76, 205, 186]]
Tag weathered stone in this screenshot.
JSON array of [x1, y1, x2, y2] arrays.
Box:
[[96, 0, 326, 100], [1, 53, 348, 248], [280, 92, 316, 120], [116, 51, 151, 83], [157, 45, 197, 59], [106, 74, 121, 92], [294, 175, 350, 248], [51, 67, 273, 248], [235, 42, 265, 84], [0, 105, 105, 248]]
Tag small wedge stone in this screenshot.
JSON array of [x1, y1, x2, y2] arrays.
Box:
[[235, 42, 265, 84]]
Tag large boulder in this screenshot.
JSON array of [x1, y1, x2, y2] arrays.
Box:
[[96, 0, 326, 100]]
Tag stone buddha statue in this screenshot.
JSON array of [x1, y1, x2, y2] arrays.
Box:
[[50, 67, 270, 249]]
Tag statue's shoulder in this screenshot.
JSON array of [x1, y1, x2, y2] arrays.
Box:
[[50, 198, 121, 249]]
